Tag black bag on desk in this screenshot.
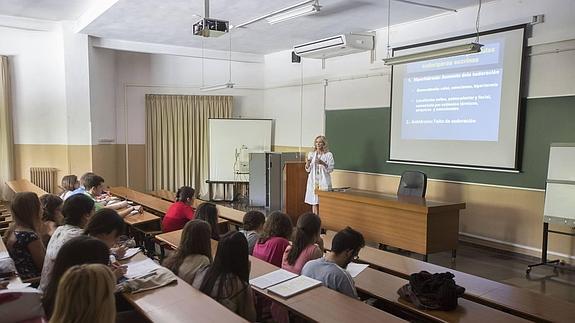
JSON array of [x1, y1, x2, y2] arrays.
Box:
[[397, 271, 465, 311]]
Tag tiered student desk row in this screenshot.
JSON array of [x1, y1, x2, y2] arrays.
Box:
[[323, 231, 575, 323], [155, 230, 406, 323]]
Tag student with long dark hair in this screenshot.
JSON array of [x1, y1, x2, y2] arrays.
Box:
[[42, 236, 110, 318], [39, 194, 95, 291], [162, 186, 196, 232], [282, 212, 323, 274], [163, 220, 212, 283], [192, 232, 256, 321], [252, 211, 293, 267], [39, 194, 63, 244], [3, 192, 45, 279], [194, 202, 220, 240]]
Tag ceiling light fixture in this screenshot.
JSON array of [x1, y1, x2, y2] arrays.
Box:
[[200, 82, 235, 92], [234, 0, 320, 29], [383, 43, 483, 65], [383, 0, 484, 65], [265, 1, 321, 25]]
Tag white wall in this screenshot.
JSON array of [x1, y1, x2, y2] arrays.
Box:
[[262, 0, 575, 148], [112, 50, 265, 145], [0, 26, 68, 145], [88, 45, 117, 145]]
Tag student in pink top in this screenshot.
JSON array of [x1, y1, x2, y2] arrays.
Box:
[[282, 212, 323, 274], [252, 211, 293, 267]]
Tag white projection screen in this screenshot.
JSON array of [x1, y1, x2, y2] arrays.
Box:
[[209, 119, 272, 181], [389, 26, 526, 170]]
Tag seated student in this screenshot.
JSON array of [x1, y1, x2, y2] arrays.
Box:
[[239, 210, 265, 255], [67, 172, 93, 199], [42, 236, 111, 318], [84, 208, 128, 262], [50, 264, 116, 323], [194, 202, 220, 240], [282, 212, 323, 274], [39, 194, 64, 244], [39, 194, 95, 291], [252, 211, 293, 267], [59, 175, 79, 201], [3, 192, 46, 280], [83, 174, 133, 217], [162, 186, 196, 232], [192, 232, 256, 322], [301, 227, 365, 298], [163, 220, 212, 284]]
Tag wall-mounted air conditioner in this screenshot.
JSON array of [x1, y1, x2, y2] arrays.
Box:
[[293, 33, 374, 59]]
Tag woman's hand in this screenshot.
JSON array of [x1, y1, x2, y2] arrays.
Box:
[[111, 262, 127, 280]]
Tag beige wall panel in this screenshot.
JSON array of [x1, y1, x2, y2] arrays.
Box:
[[114, 144, 146, 193], [91, 144, 117, 187]]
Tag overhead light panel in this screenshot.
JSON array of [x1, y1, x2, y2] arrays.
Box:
[[234, 0, 320, 29], [383, 42, 483, 65], [200, 82, 235, 92], [265, 1, 321, 24]]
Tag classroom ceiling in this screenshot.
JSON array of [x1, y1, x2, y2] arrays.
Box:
[[0, 0, 94, 21], [0, 0, 488, 54]]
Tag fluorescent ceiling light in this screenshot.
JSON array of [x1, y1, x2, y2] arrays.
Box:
[[383, 42, 483, 65], [234, 0, 320, 29], [200, 82, 234, 92], [265, 2, 320, 24]]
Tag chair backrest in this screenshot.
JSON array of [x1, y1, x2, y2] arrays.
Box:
[[397, 171, 427, 197]]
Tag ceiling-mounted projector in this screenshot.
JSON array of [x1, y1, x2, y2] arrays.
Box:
[[193, 18, 229, 37]]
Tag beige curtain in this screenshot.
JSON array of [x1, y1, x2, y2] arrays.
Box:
[[145, 94, 232, 196], [0, 56, 14, 201]]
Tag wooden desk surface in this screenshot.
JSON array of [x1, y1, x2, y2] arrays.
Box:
[[317, 189, 466, 213], [159, 231, 405, 322], [355, 266, 529, 323], [323, 232, 575, 323], [5, 179, 48, 197], [110, 187, 172, 214], [120, 208, 161, 226], [120, 253, 247, 323]]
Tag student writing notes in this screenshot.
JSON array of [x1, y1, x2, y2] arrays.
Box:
[[193, 232, 256, 322], [301, 227, 365, 298]]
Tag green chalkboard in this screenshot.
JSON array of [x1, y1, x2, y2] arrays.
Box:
[[325, 96, 575, 189]]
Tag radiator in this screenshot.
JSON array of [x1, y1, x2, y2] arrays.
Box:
[[30, 167, 57, 193]]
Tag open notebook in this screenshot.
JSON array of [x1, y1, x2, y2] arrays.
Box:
[[250, 269, 298, 289], [267, 275, 322, 298]]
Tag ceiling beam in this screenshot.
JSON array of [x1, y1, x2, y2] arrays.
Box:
[[74, 0, 121, 33]]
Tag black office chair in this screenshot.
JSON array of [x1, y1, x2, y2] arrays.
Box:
[[397, 171, 427, 197]]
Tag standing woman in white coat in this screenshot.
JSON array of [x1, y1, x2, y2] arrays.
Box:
[[304, 135, 335, 214]]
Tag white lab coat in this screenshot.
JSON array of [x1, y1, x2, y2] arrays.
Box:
[[304, 151, 335, 205]]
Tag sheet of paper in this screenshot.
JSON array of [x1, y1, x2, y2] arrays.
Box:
[[0, 250, 9, 259], [249, 269, 298, 289], [125, 258, 161, 279], [267, 275, 322, 298], [346, 263, 369, 278], [118, 248, 141, 260]]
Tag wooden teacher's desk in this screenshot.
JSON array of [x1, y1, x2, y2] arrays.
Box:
[[317, 189, 465, 259]]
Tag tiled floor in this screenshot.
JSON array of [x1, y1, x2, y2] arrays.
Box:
[[404, 242, 575, 304]]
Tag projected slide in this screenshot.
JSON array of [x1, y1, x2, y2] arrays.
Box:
[[401, 41, 503, 141]]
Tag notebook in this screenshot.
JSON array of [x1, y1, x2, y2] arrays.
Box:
[[125, 258, 161, 279], [249, 269, 298, 289], [346, 263, 369, 278], [267, 275, 322, 298]]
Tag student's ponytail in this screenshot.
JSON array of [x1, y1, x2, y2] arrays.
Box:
[[286, 212, 321, 266]]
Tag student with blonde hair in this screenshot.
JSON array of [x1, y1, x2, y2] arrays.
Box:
[[59, 175, 79, 200], [50, 264, 116, 323]]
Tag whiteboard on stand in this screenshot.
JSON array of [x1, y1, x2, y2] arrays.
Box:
[[208, 119, 273, 182]]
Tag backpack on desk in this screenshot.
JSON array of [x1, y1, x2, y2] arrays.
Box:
[[397, 271, 465, 311]]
